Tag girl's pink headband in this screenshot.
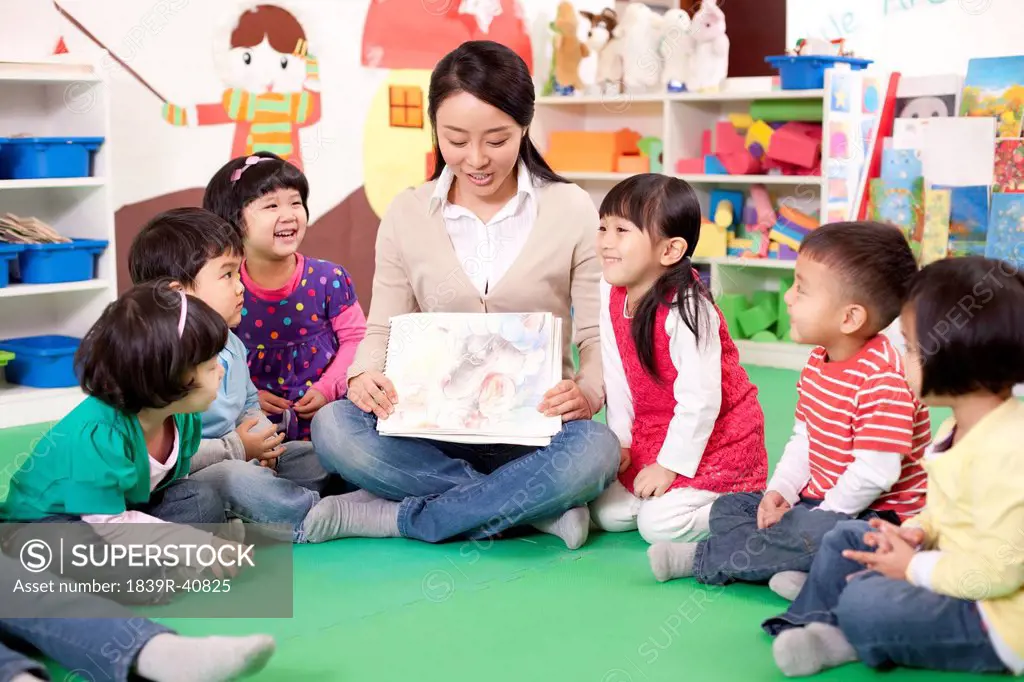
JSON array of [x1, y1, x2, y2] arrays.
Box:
[[177, 290, 188, 337], [230, 155, 273, 182]]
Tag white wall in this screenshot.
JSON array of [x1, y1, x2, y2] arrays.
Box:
[[787, 0, 1024, 77]]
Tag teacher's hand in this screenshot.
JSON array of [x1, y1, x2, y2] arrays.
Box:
[[348, 371, 398, 420], [538, 380, 592, 422]]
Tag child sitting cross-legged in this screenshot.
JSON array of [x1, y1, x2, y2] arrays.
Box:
[[647, 221, 930, 594], [128, 208, 364, 545], [762, 256, 1024, 677]]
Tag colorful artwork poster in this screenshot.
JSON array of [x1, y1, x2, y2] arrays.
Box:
[[960, 56, 1024, 138], [994, 139, 1024, 193], [920, 187, 952, 265], [986, 193, 1024, 268], [880, 148, 923, 191], [935, 184, 990, 256]]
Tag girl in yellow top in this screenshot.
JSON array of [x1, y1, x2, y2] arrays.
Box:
[[761, 255, 1024, 677]]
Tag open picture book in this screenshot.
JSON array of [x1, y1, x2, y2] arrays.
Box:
[[377, 312, 564, 446]]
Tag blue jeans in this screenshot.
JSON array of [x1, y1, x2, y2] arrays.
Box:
[[129, 477, 227, 524], [692, 492, 898, 585], [311, 398, 619, 543], [762, 520, 1008, 674], [190, 441, 335, 543], [0, 553, 172, 682]]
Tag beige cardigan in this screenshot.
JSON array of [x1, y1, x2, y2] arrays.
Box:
[[347, 178, 605, 413]]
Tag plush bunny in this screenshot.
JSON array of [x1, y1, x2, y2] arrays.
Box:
[[617, 2, 665, 95], [550, 1, 589, 94], [580, 8, 624, 96], [688, 0, 729, 92], [658, 8, 694, 92]]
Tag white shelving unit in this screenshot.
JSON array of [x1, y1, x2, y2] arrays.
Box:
[[532, 79, 824, 370], [0, 64, 115, 429]]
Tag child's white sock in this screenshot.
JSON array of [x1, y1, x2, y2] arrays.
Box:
[[769, 571, 808, 601], [647, 542, 697, 582], [531, 507, 590, 550], [300, 491, 401, 543], [773, 623, 857, 677], [11, 674, 46, 682], [134, 633, 275, 682]]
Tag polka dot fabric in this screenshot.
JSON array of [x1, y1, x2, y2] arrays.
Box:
[[235, 257, 358, 440]]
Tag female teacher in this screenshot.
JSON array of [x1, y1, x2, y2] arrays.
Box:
[[309, 40, 619, 549]]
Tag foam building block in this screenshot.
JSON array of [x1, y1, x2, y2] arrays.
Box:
[[777, 277, 794, 339], [738, 299, 778, 338], [675, 158, 704, 174], [710, 189, 745, 229], [637, 136, 664, 172], [716, 293, 749, 337], [701, 130, 713, 156], [752, 290, 777, 310], [728, 113, 754, 131], [770, 205, 819, 250], [767, 122, 823, 169], [704, 155, 728, 174], [715, 121, 746, 155], [749, 99, 824, 122], [720, 149, 762, 175], [745, 120, 775, 153], [693, 217, 728, 258], [749, 330, 779, 342], [617, 154, 649, 173], [546, 128, 641, 173], [748, 184, 778, 229]]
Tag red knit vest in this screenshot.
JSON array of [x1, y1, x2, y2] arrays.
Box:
[[610, 284, 768, 495]]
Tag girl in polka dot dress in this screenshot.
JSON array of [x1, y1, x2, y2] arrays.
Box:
[[203, 152, 367, 441]]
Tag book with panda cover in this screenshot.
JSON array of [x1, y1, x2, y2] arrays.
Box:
[[377, 312, 563, 446]]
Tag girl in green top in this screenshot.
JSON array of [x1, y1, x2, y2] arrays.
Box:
[[1, 282, 230, 524]]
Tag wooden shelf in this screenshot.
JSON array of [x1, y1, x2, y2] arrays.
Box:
[[0, 279, 110, 299], [0, 177, 106, 190]]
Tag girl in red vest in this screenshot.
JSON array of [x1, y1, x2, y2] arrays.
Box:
[[591, 174, 767, 543]]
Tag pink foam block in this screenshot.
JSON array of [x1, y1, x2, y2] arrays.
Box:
[[719, 149, 762, 175], [701, 130, 712, 156], [675, 157, 704, 174], [715, 121, 746, 155], [767, 129, 822, 169]]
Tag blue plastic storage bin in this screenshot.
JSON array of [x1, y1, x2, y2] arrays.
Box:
[[16, 239, 108, 284], [765, 55, 872, 90], [0, 335, 80, 388], [0, 243, 23, 288], [0, 136, 104, 179]]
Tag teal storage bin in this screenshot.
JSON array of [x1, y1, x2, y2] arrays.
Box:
[[0, 336, 80, 388], [0, 136, 104, 179], [765, 55, 872, 90], [17, 239, 108, 284], [0, 243, 23, 288]]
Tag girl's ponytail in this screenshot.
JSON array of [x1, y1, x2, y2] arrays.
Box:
[[631, 257, 710, 380]]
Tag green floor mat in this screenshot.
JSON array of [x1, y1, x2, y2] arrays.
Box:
[[0, 367, 969, 681]]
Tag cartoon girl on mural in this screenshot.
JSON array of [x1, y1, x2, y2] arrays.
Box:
[[160, 4, 321, 172]]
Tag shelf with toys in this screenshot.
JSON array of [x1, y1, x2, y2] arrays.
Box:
[[533, 4, 873, 369]]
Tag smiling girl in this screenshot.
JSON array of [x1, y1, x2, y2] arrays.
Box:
[[203, 152, 366, 442]]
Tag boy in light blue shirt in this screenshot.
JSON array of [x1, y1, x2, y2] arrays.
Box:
[[128, 207, 356, 543]]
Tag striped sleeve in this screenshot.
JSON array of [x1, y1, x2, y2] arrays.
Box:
[[853, 373, 916, 454], [221, 89, 257, 122]]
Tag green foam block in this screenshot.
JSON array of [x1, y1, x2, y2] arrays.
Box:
[[749, 330, 779, 342], [749, 99, 823, 122], [777, 277, 794, 340], [716, 293, 749, 338], [738, 300, 778, 338]]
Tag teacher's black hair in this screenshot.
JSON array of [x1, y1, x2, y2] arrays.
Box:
[[427, 40, 568, 186]]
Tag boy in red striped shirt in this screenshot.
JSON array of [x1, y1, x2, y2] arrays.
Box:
[[648, 222, 929, 596]]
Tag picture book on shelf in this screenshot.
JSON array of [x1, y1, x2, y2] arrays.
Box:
[[378, 312, 563, 446], [959, 56, 1024, 139], [986, 193, 1024, 268]]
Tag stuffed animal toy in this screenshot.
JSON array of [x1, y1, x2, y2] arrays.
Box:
[[658, 8, 694, 92], [550, 1, 589, 95], [580, 8, 624, 96], [617, 2, 665, 94], [688, 0, 729, 92]]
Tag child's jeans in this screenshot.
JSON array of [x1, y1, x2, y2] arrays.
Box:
[[190, 441, 338, 543], [761, 520, 1009, 674], [0, 552, 172, 682], [692, 492, 898, 585]]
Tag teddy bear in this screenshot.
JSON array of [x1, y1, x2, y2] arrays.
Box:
[[580, 7, 624, 96]]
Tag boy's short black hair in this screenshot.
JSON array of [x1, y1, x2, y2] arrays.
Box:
[[799, 221, 918, 334], [128, 207, 242, 287], [907, 256, 1024, 397], [202, 151, 310, 233], [76, 282, 228, 413]]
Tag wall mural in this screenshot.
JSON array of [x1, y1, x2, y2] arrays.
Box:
[[57, 0, 534, 309]]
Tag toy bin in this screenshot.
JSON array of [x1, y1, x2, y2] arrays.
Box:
[[765, 55, 872, 90], [0, 136, 105, 179], [16, 239, 108, 284], [0, 243, 24, 288], [0, 336, 80, 388]]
